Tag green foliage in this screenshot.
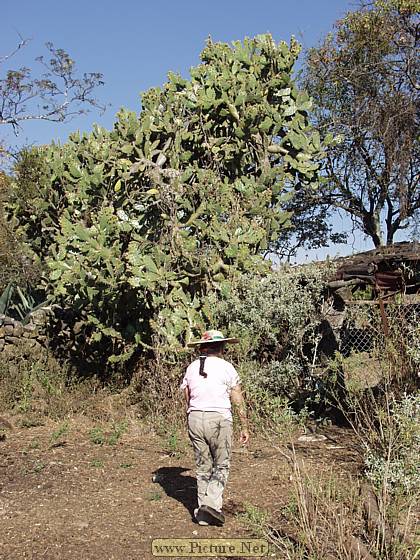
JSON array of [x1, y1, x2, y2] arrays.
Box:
[[0, 170, 39, 293], [10, 35, 328, 366], [89, 426, 105, 445], [11, 149, 52, 261], [0, 282, 49, 322], [235, 359, 310, 438], [148, 491, 162, 502], [406, 323, 420, 368], [364, 394, 420, 495], [237, 504, 270, 538], [211, 263, 335, 403], [0, 283, 13, 314], [162, 429, 187, 456], [89, 422, 127, 446], [33, 460, 45, 473], [50, 421, 69, 443], [107, 421, 128, 445], [0, 349, 66, 413]]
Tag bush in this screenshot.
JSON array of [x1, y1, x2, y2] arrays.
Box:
[[0, 346, 99, 419], [0, 170, 40, 293], [364, 393, 420, 496], [211, 262, 335, 405]]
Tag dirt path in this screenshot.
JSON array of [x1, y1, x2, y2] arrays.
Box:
[[0, 416, 360, 560]]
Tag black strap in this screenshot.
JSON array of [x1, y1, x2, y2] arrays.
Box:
[[199, 355, 207, 378]]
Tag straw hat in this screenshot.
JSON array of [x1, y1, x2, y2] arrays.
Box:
[[187, 330, 239, 347]]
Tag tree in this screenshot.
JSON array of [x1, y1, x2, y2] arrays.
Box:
[[0, 38, 105, 295], [0, 38, 105, 133], [303, 0, 420, 247], [10, 35, 329, 366]]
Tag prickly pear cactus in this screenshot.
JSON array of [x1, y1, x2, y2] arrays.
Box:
[[12, 34, 330, 364]]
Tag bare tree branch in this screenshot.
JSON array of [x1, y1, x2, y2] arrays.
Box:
[[0, 39, 106, 134]]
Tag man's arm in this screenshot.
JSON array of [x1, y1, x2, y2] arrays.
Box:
[[230, 384, 250, 444], [184, 387, 190, 413]]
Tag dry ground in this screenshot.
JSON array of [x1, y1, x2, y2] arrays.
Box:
[[0, 415, 360, 560]]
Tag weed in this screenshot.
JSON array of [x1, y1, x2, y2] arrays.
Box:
[[17, 371, 33, 413], [237, 503, 270, 538], [90, 459, 104, 468], [18, 416, 45, 428], [50, 421, 69, 443], [107, 421, 127, 446], [33, 460, 45, 473], [148, 491, 162, 502], [88, 422, 128, 446], [167, 431, 180, 455], [29, 438, 40, 450], [119, 462, 133, 469], [89, 427, 105, 446], [161, 429, 187, 457]]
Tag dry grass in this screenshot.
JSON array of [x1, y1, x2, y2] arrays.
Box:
[[239, 449, 418, 560]]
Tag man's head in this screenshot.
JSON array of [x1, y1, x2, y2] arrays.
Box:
[[187, 330, 239, 348], [200, 341, 226, 355]]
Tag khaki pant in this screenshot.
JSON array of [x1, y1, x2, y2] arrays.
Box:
[[188, 411, 233, 512]]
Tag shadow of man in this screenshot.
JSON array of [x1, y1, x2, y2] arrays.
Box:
[[153, 467, 197, 519]]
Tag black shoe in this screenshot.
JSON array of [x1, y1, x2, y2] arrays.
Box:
[[198, 505, 225, 526]]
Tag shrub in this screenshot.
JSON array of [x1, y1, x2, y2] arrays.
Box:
[[364, 393, 420, 496], [0, 346, 99, 419], [211, 263, 335, 404]]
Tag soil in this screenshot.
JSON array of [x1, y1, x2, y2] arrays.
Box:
[[0, 415, 361, 560]]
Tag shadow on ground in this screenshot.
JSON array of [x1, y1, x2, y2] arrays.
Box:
[[153, 467, 197, 519]]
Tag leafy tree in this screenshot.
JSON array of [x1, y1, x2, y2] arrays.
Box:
[[0, 38, 105, 133], [10, 35, 330, 366], [303, 0, 420, 247], [0, 38, 105, 296]]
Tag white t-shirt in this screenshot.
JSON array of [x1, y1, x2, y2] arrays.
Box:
[[180, 356, 240, 420]]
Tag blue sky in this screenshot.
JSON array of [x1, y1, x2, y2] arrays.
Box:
[[3, 0, 380, 261], [3, 0, 354, 146]]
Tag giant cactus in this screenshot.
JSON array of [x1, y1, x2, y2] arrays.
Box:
[[11, 34, 331, 365]]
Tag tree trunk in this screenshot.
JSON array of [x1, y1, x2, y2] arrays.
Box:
[[363, 213, 384, 247]]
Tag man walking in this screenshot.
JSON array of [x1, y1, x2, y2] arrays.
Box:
[[181, 330, 249, 526]]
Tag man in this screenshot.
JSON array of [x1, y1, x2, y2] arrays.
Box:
[[181, 330, 249, 526]]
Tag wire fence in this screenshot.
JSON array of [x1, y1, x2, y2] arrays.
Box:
[[339, 300, 420, 358]]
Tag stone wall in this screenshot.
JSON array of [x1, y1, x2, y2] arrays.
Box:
[[0, 310, 49, 355]]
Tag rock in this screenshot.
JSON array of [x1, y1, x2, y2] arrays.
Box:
[[3, 325, 14, 336], [297, 434, 327, 443], [0, 339, 4, 352], [73, 321, 84, 335], [23, 324, 39, 338], [23, 330, 38, 338], [5, 336, 21, 345], [0, 327, 4, 337], [30, 309, 48, 326], [13, 324, 24, 337], [21, 338, 38, 349]]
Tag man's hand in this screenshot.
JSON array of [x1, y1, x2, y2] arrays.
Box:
[[240, 429, 250, 445], [231, 384, 249, 446]]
